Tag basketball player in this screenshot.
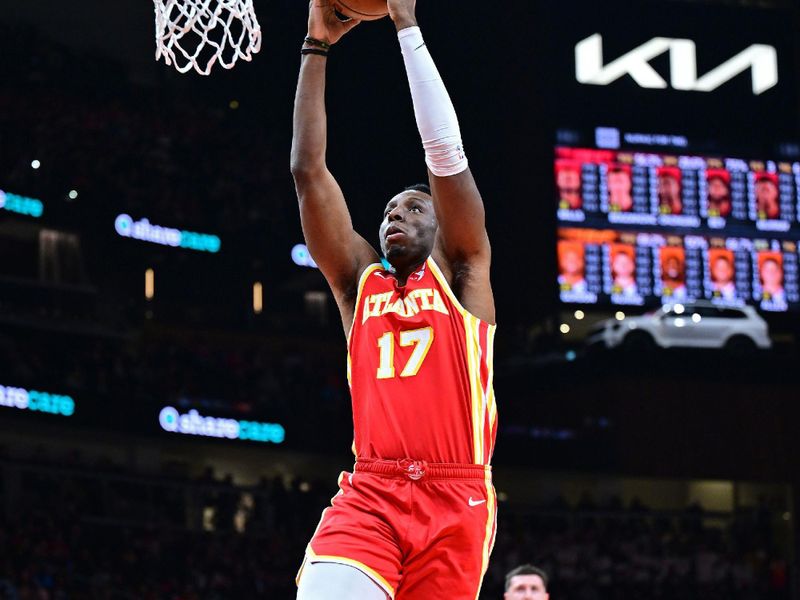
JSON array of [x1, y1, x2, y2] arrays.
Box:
[[291, 1, 496, 599]]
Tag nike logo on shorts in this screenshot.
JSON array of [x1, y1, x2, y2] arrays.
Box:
[[468, 497, 486, 507]]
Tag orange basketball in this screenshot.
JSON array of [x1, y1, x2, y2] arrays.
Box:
[[334, 0, 389, 20]]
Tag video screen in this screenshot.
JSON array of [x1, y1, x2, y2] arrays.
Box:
[[558, 228, 799, 311], [556, 137, 800, 312], [555, 147, 799, 231]]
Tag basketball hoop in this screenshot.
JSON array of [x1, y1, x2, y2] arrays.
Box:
[[154, 0, 262, 76]]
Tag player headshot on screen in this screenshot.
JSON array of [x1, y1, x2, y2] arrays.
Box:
[[558, 241, 587, 293], [291, 2, 497, 599], [657, 168, 682, 214], [755, 173, 780, 220], [504, 565, 549, 600], [661, 251, 687, 299], [759, 255, 785, 301], [706, 171, 732, 218], [611, 246, 638, 296], [607, 165, 633, 212], [709, 252, 736, 300], [556, 162, 582, 210]]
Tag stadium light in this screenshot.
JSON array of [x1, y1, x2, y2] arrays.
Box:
[[145, 268, 155, 300], [253, 282, 263, 314]]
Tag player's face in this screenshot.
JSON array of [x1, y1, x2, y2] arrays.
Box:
[[756, 180, 779, 218], [560, 249, 584, 276], [607, 171, 631, 194], [658, 175, 680, 202], [664, 256, 683, 279], [761, 260, 783, 288], [613, 252, 634, 278], [557, 168, 580, 193], [504, 575, 549, 600], [708, 178, 729, 200], [712, 257, 734, 284], [379, 191, 437, 263]]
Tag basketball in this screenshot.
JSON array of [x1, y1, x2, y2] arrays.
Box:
[[334, 0, 389, 21]]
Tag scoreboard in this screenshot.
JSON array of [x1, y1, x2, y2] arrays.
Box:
[[555, 129, 800, 312]]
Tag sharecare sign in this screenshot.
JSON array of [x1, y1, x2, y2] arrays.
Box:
[[0, 189, 43, 218], [0, 384, 74, 416], [158, 406, 285, 444], [114, 214, 221, 253]]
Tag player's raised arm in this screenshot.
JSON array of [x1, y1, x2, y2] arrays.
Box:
[[388, 0, 494, 323], [291, 1, 379, 322]]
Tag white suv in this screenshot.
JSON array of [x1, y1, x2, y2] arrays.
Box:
[[587, 301, 772, 353]]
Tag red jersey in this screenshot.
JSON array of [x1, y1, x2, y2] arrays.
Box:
[[347, 257, 496, 465]]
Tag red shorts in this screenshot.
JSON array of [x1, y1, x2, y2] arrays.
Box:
[[297, 459, 497, 599]]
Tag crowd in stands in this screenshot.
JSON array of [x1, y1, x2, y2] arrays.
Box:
[[0, 447, 790, 599], [0, 326, 352, 452]]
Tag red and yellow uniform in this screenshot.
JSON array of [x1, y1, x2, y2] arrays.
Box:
[[298, 257, 497, 599]]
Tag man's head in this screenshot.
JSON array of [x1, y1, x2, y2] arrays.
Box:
[[379, 184, 437, 268], [755, 176, 779, 219], [612, 250, 635, 279], [558, 243, 585, 278], [761, 257, 783, 291], [707, 175, 730, 200], [663, 255, 684, 281], [557, 166, 581, 209], [707, 175, 732, 217], [607, 166, 632, 211], [504, 565, 549, 600], [658, 172, 681, 213], [711, 255, 734, 285]]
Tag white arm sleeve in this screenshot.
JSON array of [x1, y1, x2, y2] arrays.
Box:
[[398, 26, 468, 177]]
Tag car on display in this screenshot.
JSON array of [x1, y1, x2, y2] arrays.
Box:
[[586, 301, 772, 354]]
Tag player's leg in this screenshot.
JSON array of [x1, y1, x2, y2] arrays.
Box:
[[297, 562, 389, 600], [396, 477, 497, 599], [297, 471, 404, 598]]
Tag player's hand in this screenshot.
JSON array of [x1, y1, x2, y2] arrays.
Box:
[[307, 0, 360, 45], [387, 0, 417, 30]]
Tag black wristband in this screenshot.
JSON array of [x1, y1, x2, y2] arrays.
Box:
[[301, 48, 328, 58], [304, 36, 331, 50]]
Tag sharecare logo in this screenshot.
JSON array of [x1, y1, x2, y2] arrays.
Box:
[[158, 406, 285, 444], [0, 384, 75, 416], [0, 189, 44, 218], [114, 214, 221, 253]]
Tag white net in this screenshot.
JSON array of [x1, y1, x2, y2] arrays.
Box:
[[154, 0, 262, 76]]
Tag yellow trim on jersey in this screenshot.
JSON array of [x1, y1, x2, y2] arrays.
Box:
[[475, 472, 497, 600], [301, 548, 396, 599], [427, 256, 497, 465], [427, 257, 468, 319], [347, 263, 384, 345], [464, 313, 484, 465], [486, 324, 497, 430]]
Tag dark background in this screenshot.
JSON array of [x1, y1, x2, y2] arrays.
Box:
[[1, 0, 799, 598]]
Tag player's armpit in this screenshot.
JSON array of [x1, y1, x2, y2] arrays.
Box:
[[428, 168, 494, 324]]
